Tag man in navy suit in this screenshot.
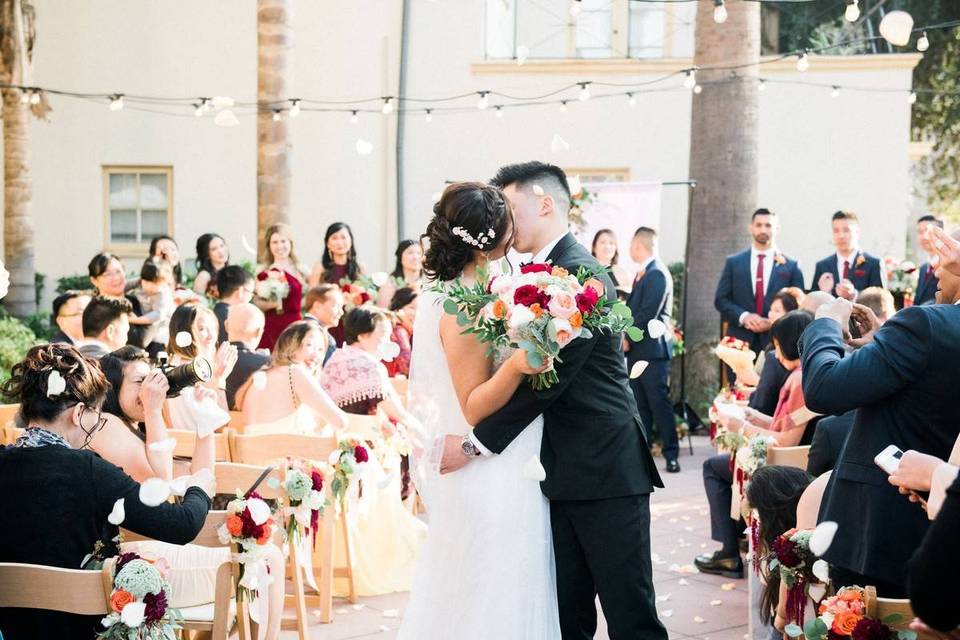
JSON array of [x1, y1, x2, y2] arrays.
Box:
[[624, 227, 679, 473], [913, 214, 942, 306], [811, 210, 884, 300], [714, 208, 805, 361]]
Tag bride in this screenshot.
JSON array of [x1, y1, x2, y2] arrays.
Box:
[[399, 182, 561, 639]]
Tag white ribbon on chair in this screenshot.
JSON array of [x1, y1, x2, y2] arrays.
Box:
[[236, 557, 273, 629], [283, 503, 321, 593]]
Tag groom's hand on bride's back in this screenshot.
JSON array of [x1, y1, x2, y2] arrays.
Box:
[[507, 350, 554, 376], [440, 434, 471, 474]]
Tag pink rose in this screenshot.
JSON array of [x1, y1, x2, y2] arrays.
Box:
[[547, 291, 578, 320]]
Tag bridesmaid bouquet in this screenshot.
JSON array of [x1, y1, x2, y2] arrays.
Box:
[[439, 262, 641, 390], [99, 552, 182, 639], [256, 269, 290, 314]]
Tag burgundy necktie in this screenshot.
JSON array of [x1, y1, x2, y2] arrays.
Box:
[[755, 253, 766, 316], [925, 266, 934, 284], [842, 260, 850, 281]]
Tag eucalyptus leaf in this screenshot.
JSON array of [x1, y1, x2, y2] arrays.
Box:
[[784, 624, 804, 638], [625, 326, 644, 342], [897, 631, 917, 640], [768, 558, 779, 572], [883, 614, 904, 624], [457, 312, 470, 326], [443, 299, 459, 315], [526, 350, 544, 369]]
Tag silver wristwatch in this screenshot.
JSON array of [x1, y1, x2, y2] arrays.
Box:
[[461, 435, 482, 457]]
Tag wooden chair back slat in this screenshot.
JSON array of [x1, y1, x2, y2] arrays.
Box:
[[0, 561, 113, 615], [767, 445, 811, 470], [341, 414, 381, 441], [228, 432, 339, 466], [229, 410, 246, 434], [168, 428, 232, 461], [122, 510, 229, 547], [864, 585, 937, 638], [214, 462, 284, 501]]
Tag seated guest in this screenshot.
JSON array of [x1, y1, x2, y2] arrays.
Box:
[[856, 286, 896, 323], [240, 321, 347, 434], [0, 343, 210, 638], [50, 291, 91, 345], [913, 215, 943, 306], [192, 233, 229, 298], [214, 265, 255, 345], [728, 288, 801, 390], [224, 303, 270, 411], [88, 252, 146, 347], [303, 283, 344, 362], [75, 296, 132, 360], [744, 466, 813, 632], [377, 239, 424, 307], [695, 311, 814, 578], [130, 258, 175, 357], [800, 291, 833, 315], [385, 287, 417, 378], [811, 210, 884, 300]]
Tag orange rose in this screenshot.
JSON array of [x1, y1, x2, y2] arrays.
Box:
[[583, 278, 605, 296], [551, 266, 569, 278], [257, 524, 272, 545], [226, 515, 244, 537], [831, 610, 863, 636], [839, 589, 863, 603], [530, 304, 544, 319], [110, 589, 135, 613], [569, 311, 583, 329], [492, 299, 508, 320]]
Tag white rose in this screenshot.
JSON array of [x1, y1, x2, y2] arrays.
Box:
[[508, 305, 536, 329]]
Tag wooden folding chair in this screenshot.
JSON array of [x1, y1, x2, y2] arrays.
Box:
[[228, 410, 247, 434], [342, 413, 382, 441], [214, 461, 311, 640], [0, 403, 20, 444], [168, 428, 233, 461], [767, 445, 811, 470], [865, 585, 938, 640], [123, 511, 251, 640], [227, 432, 352, 623], [0, 558, 114, 617]]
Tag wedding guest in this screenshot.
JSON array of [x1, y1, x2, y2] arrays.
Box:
[[744, 466, 813, 630], [377, 239, 424, 307], [725, 288, 800, 390], [254, 223, 306, 351], [50, 291, 91, 345], [714, 209, 805, 370], [914, 215, 943, 306], [385, 287, 417, 378], [800, 286, 960, 596], [213, 265, 255, 344], [75, 296, 132, 360], [856, 286, 896, 323], [696, 311, 814, 578], [811, 210, 884, 300], [0, 343, 210, 639], [192, 232, 229, 298], [591, 228, 631, 299], [149, 234, 184, 286], [303, 284, 343, 362], [308, 221, 364, 288], [131, 258, 175, 357], [224, 303, 270, 411], [165, 303, 238, 417], [88, 252, 146, 347], [240, 321, 347, 434], [624, 227, 678, 473]]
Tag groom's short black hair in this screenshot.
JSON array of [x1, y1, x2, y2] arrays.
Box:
[[491, 161, 571, 200]]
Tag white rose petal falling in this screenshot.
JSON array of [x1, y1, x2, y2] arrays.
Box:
[[809, 521, 838, 556], [550, 133, 569, 154], [107, 498, 126, 525], [175, 331, 193, 348], [522, 455, 547, 481], [139, 477, 172, 507], [629, 360, 649, 379], [46, 370, 67, 398], [647, 319, 667, 339]]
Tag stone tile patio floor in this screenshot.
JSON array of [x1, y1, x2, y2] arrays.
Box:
[[280, 434, 747, 639]]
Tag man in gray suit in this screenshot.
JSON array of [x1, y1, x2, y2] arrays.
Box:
[[74, 296, 132, 360]]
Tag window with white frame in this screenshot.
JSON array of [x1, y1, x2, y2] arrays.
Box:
[[103, 167, 173, 249]]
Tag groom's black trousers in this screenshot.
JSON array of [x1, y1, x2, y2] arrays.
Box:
[[551, 494, 667, 640]]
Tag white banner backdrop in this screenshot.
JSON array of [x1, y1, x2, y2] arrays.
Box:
[[506, 182, 663, 276]]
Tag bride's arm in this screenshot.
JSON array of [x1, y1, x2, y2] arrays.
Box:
[[439, 314, 536, 425]]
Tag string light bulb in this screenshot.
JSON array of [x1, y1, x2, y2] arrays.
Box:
[[831, 86, 840, 98], [29, 91, 40, 105], [19, 89, 29, 105], [683, 69, 697, 89], [477, 91, 489, 110], [627, 92, 636, 106], [917, 31, 929, 52], [908, 91, 917, 104], [109, 94, 124, 111], [381, 97, 394, 115], [495, 106, 504, 119], [569, 1, 581, 18], [713, 0, 727, 24], [693, 84, 703, 94], [578, 82, 591, 102], [424, 109, 433, 123], [844, 0, 860, 22], [289, 99, 301, 118], [272, 110, 282, 122], [559, 101, 568, 113], [350, 110, 359, 124], [796, 52, 810, 72]]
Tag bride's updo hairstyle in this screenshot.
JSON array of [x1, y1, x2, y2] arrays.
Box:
[[422, 181, 513, 282]]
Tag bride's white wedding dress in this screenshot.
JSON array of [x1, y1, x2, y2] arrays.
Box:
[[398, 289, 561, 640]]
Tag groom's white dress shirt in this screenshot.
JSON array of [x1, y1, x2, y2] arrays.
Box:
[[468, 230, 569, 456]]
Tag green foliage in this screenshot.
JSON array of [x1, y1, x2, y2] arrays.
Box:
[[668, 262, 684, 322], [34, 272, 45, 307], [56, 273, 93, 294], [0, 315, 43, 382]]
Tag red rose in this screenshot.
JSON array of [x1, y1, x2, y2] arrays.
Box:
[[341, 283, 353, 293], [354, 445, 369, 463], [514, 284, 550, 308], [575, 286, 599, 313], [520, 262, 552, 274], [311, 470, 324, 491]]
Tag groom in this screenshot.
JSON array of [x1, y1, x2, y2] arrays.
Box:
[[441, 161, 667, 640]]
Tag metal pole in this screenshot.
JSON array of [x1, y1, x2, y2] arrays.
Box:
[[395, 0, 411, 241]]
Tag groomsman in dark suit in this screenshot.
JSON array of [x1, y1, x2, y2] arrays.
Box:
[[624, 227, 679, 473], [714, 208, 805, 361], [913, 215, 943, 306], [811, 210, 884, 300]]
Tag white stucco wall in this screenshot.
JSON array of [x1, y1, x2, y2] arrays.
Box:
[[14, 0, 917, 312]]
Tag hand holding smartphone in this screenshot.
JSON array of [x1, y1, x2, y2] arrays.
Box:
[[875, 446, 928, 509]]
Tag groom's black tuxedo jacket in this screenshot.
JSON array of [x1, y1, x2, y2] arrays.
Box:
[[473, 233, 664, 501]]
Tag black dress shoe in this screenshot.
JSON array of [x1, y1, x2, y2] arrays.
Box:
[[665, 459, 681, 473], [694, 551, 744, 579]]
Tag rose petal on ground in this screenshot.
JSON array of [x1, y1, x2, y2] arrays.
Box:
[[660, 610, 673, 618], [656, 593, 672, 602], [678, 578, 689, 585], [336, 608, 349, 615], [382, 609, 399, 618], [694, 616, 705, 623], [352, 604, 365, 610], [721, 582, 736, 591], [380, 626, 391, 632], [710, 599, 722, 606]]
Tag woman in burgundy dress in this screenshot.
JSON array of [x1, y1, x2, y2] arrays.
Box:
[[308, 222, 364, 345], [255, 223, 307, 351]]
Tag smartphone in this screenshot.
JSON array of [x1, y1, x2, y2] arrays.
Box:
[[874, 445, 904, 475], [848, 317, 862, 339]]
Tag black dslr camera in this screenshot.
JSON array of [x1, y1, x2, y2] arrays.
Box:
[[155, 352, 213, 398]]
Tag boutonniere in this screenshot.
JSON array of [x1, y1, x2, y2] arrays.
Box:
[[855, 254, 866, 267], [773, 253, 786, 267]]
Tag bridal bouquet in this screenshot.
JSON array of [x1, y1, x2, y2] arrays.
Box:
[[99, 552, 182, 639], [339, 282, 373, 309], [217, 492, 276, 606], [439, 263, 641, 390], [255, 269, 290, 314]]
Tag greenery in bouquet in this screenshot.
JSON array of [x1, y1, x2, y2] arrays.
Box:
[[276, 458, 329, 545], [438, 263, 641, 390], [567, 185, 593, 234], [98, 552, 182, 640], [329, 439, 370, 510], [767, 530, 830, 627], [671, 324, 685, 358], [735, 435, 775, 477], [883, 257, 918, 295], [255, 269, 291, 314], [786, 586, 917, 640]]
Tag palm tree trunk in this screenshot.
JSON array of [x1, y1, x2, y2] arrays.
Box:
[[684, 0, 760, 410], [2, 86, 35, 317], [256, 0, 291, 244]]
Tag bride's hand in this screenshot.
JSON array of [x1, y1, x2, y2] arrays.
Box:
[[508, 350, 554, 376]]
